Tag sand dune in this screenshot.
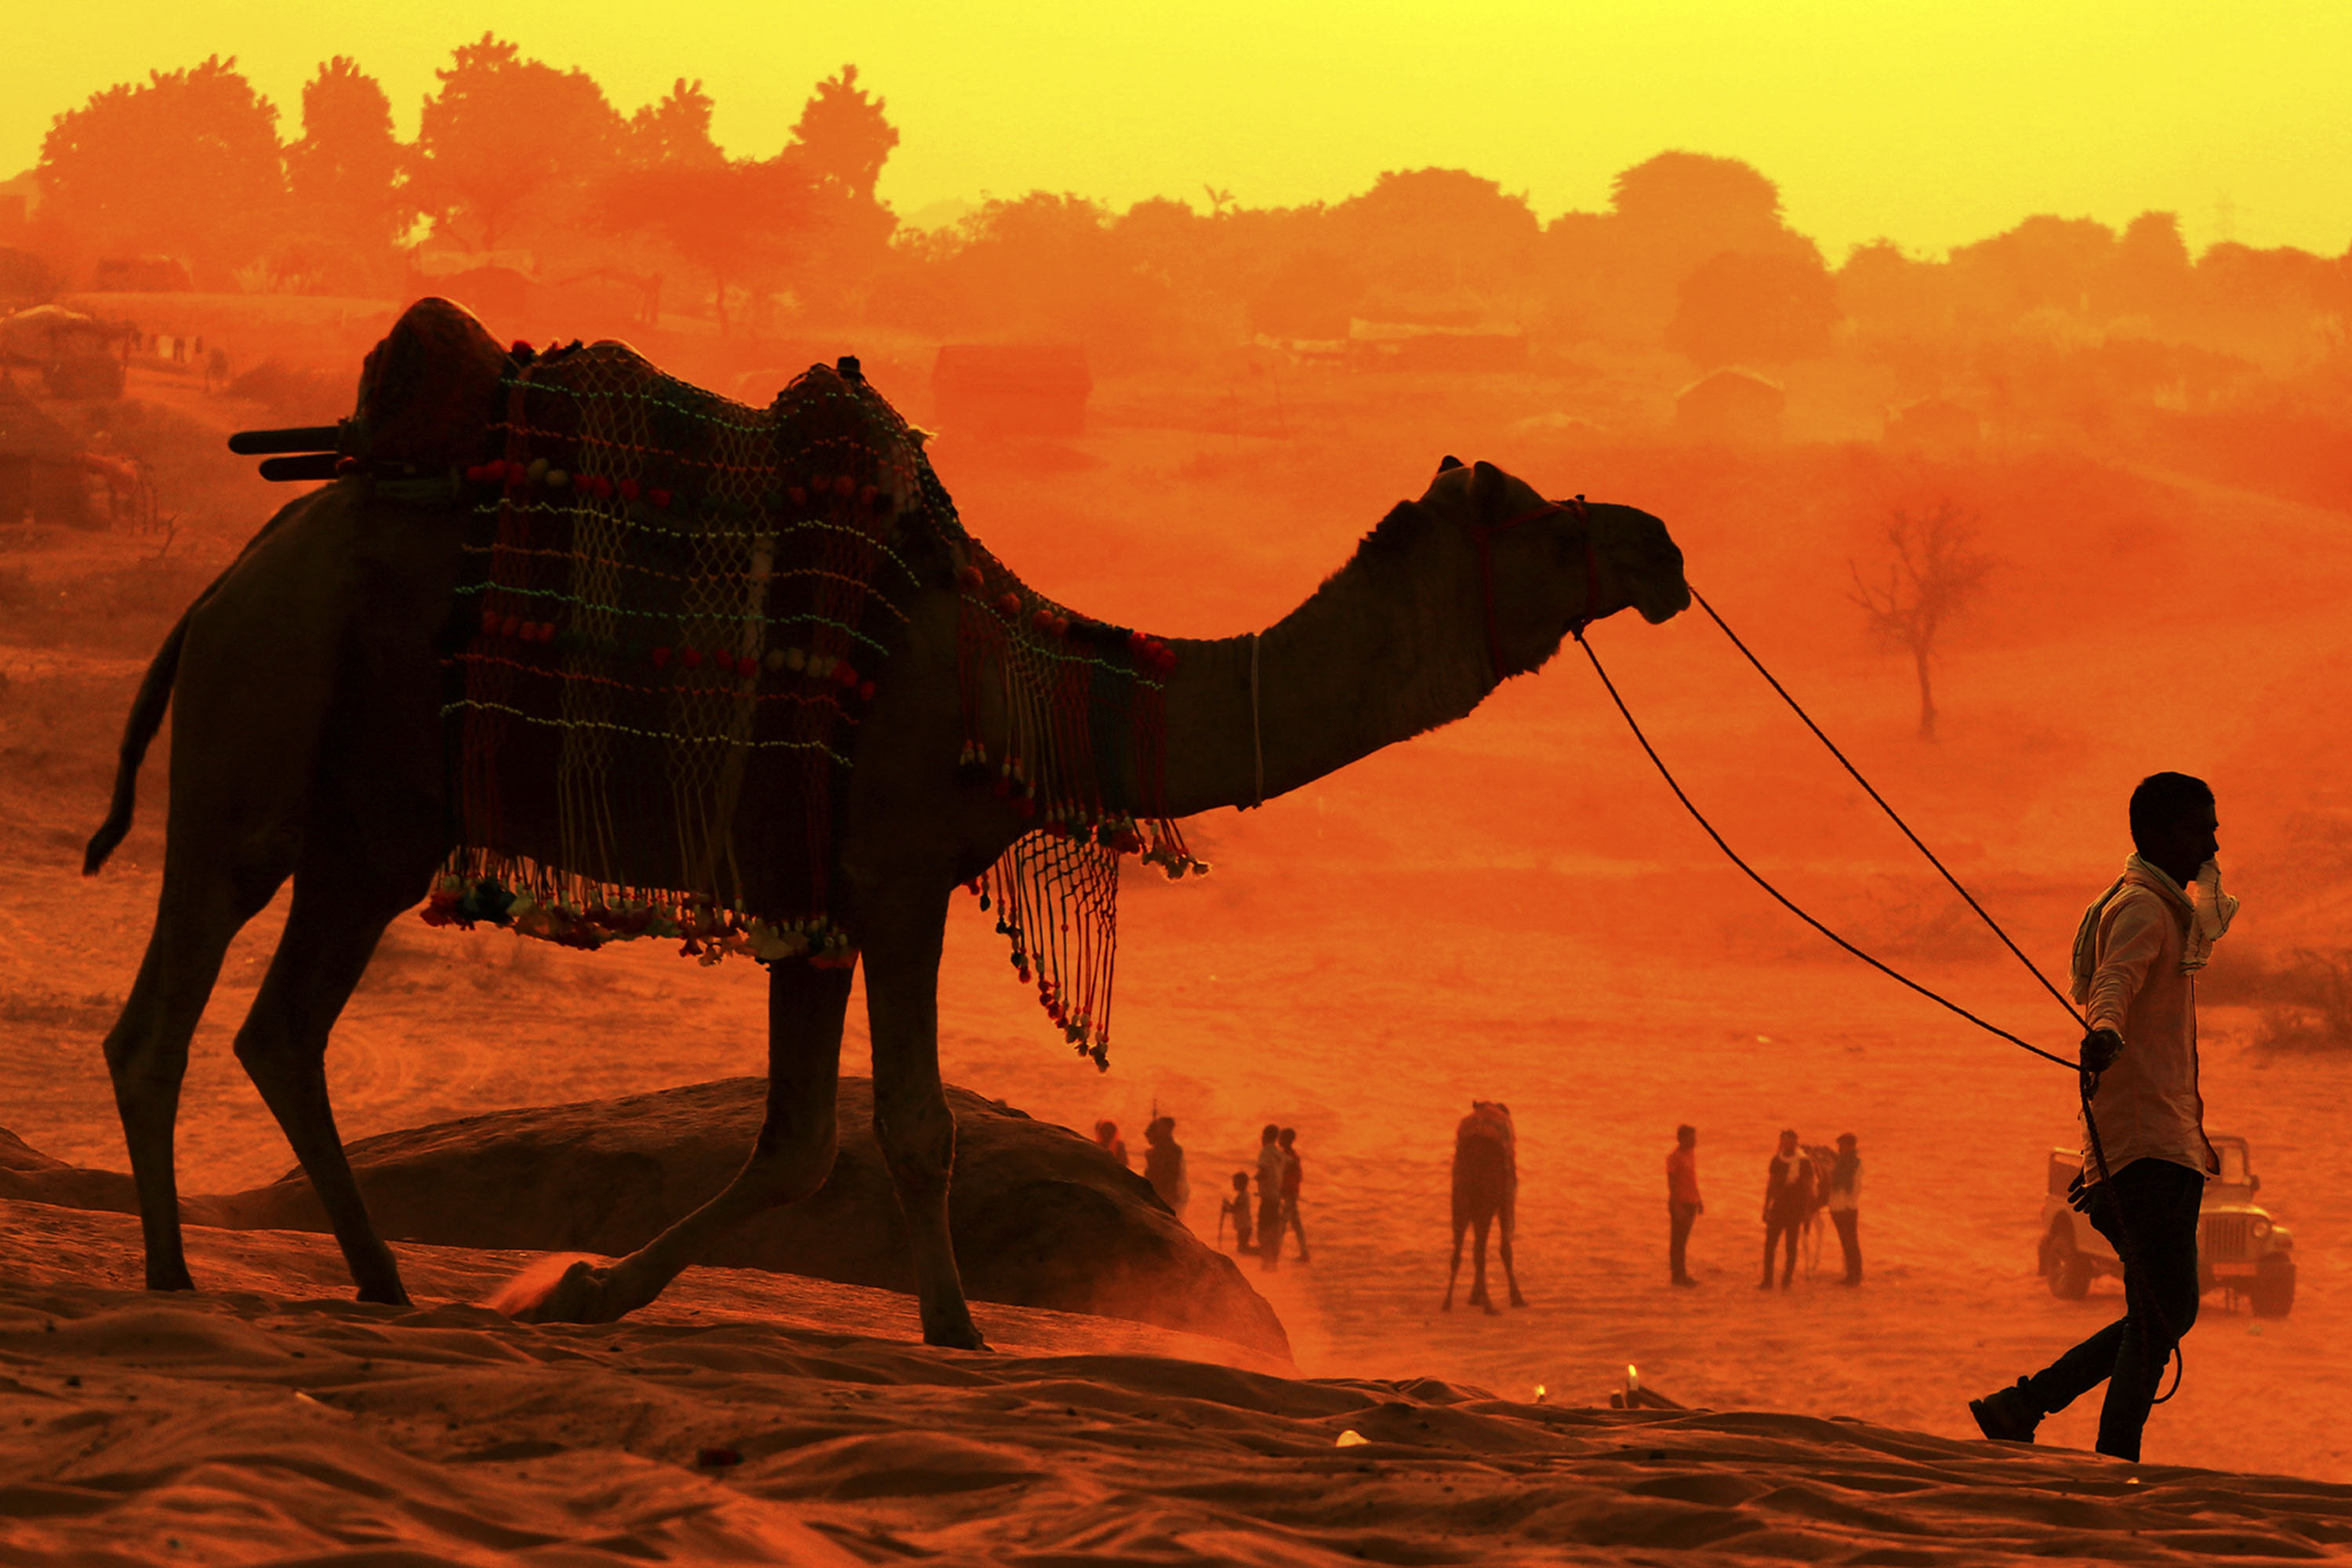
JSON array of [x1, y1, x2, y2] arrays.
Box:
[[5, 1197, 2350, 1566], [0, 1076, 1288, 1360]]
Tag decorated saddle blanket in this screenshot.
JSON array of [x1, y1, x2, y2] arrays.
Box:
[[390, 303, 1202, 1065], [427, 337, 947, 966]]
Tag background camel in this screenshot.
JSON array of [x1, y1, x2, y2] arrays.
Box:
[[82, 308, 1687, 1349], [1446, 1099, 1526, 1313]]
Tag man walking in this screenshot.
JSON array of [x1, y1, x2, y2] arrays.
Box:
[[1667, 1124, 1703, 1286], [1826, 1133, 1862, 1285], [1255, 1124, 1286, 1271], [1277, 1127, 1310, 1264], [1761, 1129, 1812, 1290], [1971, 773, 2233, 1462]]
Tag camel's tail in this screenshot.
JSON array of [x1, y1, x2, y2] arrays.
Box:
[[83, 608, 192, 876], [84, 500, 303, 877]]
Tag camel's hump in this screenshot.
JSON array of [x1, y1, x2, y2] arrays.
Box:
[[352, 296, 510, 472]]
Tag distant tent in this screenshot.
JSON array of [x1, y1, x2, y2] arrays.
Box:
[[931, 344, 1092, 438], [0, 375, 94, 524], [1884, 396, 1980, 453], [1675, 368, 1784, 445]]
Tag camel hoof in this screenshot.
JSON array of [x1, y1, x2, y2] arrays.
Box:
[[924, 1319, 991, 1352], [1509, 1293, 1528, 1309], [1440, 1299, 1453, 1313], [356, 1282, 412, 1308], [485, 1253, 622, 1324], [1483, 1299, 1501, 1316]]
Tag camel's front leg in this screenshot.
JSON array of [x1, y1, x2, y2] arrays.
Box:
[[500, 959, 852, 1324], [862, 884, 987, 1351]]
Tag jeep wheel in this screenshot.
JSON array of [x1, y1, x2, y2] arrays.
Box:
[[2045, 1218, 2092, 1300], [2252, 1254, 2296, 1319]]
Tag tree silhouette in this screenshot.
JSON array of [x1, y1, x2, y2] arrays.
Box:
[[1849, 500, 1994, 741], [1332, 167, 1538, 297], [601, 156, 810, 336], [1667, 246, 1839, 365], [38, 56, 285, 281], [410, 34, 624, 254], [627, 78, 724, 170], [285, 56, 406, 281], [1610, 151, 1784, 245], [785, 64, 898, 204]]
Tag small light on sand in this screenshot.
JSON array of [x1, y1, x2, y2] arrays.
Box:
[[1756, 1035, 1773, 1044], [1336, 1429, 1369, 1447], [1534, 1384, 1548, 1404], [1626, 1364, 1641, 1394]]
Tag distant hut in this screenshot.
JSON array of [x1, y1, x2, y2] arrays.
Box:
[[90, 256, 193, 292], [1675, 368, 1784, 445], [1883, 396, 1980, 454], [931, 344, 1092, 437], [0, 305, 125, 400], [1346, 319, 1529, 372], [0, 375, 94, 525]]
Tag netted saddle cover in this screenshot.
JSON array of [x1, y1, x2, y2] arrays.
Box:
[[427, 343, 939, 965]]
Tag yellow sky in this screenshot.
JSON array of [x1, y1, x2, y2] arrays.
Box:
[[6, 1, 2347, 259]]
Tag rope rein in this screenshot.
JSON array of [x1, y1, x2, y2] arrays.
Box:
[[1688, 586, 2091, 1033], [1576, 579, 2181, 1403], [1570, 630, 2076, 1070]]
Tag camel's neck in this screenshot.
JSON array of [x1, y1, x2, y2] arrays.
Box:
[[1154, 537, 1493, 817]]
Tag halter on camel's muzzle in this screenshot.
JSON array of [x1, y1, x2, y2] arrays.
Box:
[[1468, 495, 1597, 682]]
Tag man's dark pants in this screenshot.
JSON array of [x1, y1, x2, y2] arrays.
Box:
[[1762, 1205, 1805, 1287], [1831, 1209, 1861, 1283], [1668, 1201, 1698, 1283], [2021, 1156, 2205, 1461]]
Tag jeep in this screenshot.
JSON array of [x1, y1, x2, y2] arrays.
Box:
[[2037, 1134, 2295, 1316]]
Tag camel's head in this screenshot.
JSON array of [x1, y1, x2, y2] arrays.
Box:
[[1417, 457, 1690, 680]]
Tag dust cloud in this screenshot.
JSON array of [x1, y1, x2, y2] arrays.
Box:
[[5, 39, 2352, 1501]]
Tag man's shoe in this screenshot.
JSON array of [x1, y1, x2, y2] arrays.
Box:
[[1969, 1381, 2041, 1444]]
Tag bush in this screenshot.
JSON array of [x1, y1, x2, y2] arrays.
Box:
[[2252, 948, 2352, 1052]]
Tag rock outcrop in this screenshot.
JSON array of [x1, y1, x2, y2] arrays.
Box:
[[0, 1079, 1288, 1360]]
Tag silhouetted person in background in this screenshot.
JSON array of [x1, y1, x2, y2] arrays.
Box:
[[1219, 1171, 1254, 1253], [1826, 1132, 1862, 1284], [1093, 1119, 1128, 1168], [1278, 1127, 1309, 1263], [1255, 1124, 1285, 1270], [1668, 1123, 1703, 1286], [1973, 773, 2232, 1462], [1761, 1129, 1812, 1289], [1142, 1115, 1188, 1214]]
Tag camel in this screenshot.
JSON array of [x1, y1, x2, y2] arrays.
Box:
[[82, 321, 1687, 1351], [1445, 1100, 1526, 1313]]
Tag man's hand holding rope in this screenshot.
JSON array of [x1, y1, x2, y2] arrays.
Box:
[[2080, 1028, 2123, 1077]]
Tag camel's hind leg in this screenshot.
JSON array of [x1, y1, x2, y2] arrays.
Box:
[[1498, 1184, 1527, 1308], [1468, 1213, 1497, 1313], [499, 958, 853, 1325], [863, 885, 987, 1351], [231, 874, 432, 1305], [103, 842, 294, 1290]]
